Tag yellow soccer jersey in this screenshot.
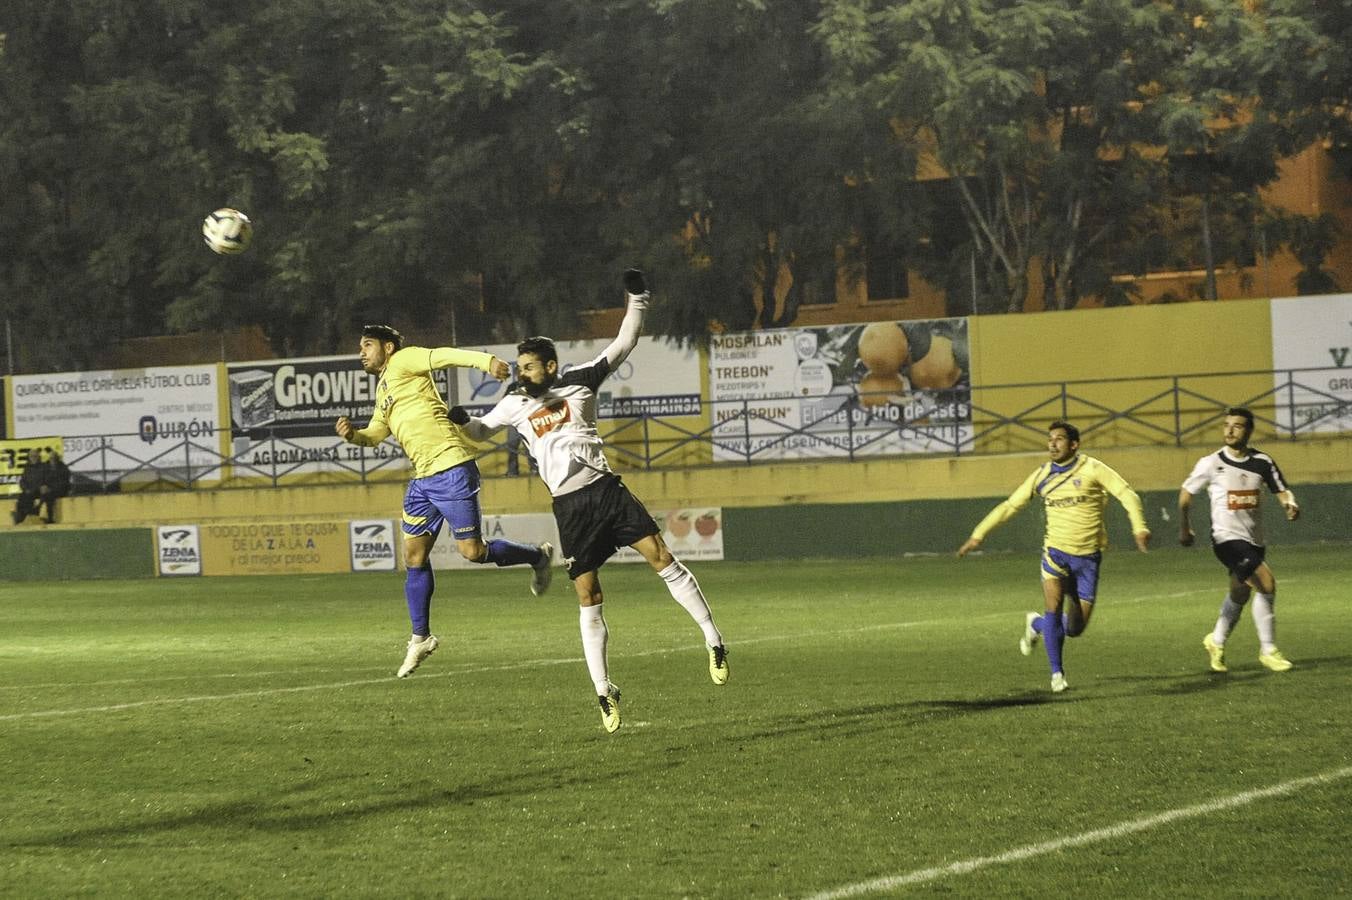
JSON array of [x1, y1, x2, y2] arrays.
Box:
[[970, 454, 1148, 555], [348, 346, 496, 478]]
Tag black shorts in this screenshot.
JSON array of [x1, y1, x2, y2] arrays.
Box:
[[1212, 539, 1266, 581], [552, 475, 659, 579]]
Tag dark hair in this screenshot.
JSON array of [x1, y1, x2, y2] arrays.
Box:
[[361, 324, 404, 351], [517, 335, 557, 365], [1225, 406, 1255, 434], [1049, 420, 1080, 444]]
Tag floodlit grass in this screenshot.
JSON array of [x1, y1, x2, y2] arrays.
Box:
[[2, 545, 1350, 898]]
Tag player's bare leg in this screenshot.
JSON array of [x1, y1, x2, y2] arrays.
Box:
[[630, 532, 728, 684], [1063, 597, 1094, 637], [456, 536, 553, 596]]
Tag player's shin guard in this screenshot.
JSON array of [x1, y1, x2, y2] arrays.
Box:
[[404, 564, 434, 635], [1043, 611, 1065, 675], [658, 559, 723, 647], [579, 603, 610, 697], [483, 538, 541, 567]]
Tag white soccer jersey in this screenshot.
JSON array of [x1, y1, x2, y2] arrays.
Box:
[[478, 355, 615, 497], [1181, 447, 1289, 546]]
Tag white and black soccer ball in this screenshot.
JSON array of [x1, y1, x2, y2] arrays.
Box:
[[202, 208, 253, 255]]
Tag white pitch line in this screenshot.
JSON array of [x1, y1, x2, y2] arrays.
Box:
[[0, 586, 1213, 720], [805, 765, 1352, 899], [0, 657, 579, 722]]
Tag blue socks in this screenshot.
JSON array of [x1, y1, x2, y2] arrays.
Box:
[[405, 564, 434, 635], [1042, 611, 1065, 674], [406, 541, 539, 634], [483, 539, 542, 568]]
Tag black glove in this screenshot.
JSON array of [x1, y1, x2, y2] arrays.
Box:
[[449, 405, 470, 426], [623, 268, 647, 295]]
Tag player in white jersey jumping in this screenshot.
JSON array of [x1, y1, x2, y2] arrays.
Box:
[[1178, 407, 1300, 674], [455, 269, 729, 733]]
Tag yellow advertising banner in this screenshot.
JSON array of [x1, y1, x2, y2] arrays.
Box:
[[197, 520, 351, 576], [1, 436, 65, 498]]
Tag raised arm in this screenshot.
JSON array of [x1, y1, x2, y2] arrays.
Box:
[[450, 403, 510, 443], [426, 347, 510, 380], [601, 269, 651, 369]]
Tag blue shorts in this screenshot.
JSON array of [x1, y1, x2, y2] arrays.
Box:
[[1041, 546, 1102, 602], [401, 462, 483, 541]]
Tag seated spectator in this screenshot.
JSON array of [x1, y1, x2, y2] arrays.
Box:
[[11, 448, 70, 525], [39, 449, 72, 523]]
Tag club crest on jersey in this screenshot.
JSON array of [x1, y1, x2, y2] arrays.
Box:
[[529, 399, 571, 437]]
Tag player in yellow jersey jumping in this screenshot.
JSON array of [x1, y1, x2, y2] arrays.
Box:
[[336, 325, 553, 678], [957, 421, 1151, 693]]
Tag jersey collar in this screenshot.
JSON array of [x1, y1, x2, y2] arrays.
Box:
[[1048, 454, 1080, 475]]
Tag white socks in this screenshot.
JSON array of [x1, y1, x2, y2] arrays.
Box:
[[1251, 592, 1277, 654], [1214, 591, 1278, 653], [1212, 596, 1245, 645], [579, 604, 610, 696], [659, 560, 723, 647]]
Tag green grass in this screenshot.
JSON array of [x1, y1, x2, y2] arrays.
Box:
[[2, 545, 1350, 898]]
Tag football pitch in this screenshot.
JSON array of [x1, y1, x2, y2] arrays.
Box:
[[3, 545, 1349, 898]]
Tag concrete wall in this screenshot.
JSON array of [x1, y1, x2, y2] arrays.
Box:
[[41, 434, 1352, 525], [5, 440, 1345, 579]]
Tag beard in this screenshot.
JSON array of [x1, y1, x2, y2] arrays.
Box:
[[521, 375, 555, 398]]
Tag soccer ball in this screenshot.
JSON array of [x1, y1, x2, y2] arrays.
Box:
[[202, 208, 253, 255]]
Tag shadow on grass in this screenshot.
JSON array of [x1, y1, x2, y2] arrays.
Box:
[[1100, 653, 1352, 695], [696, 652, 1352, 746], [8, 764, 641, 849], [725, 694, 1053, 744]]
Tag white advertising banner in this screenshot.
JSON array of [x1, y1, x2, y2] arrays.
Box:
[[349, 519, 399, 572], [615, 507, 725, 563], [10, 366, 222, 482], [708, 319, 972, 460], [452, 336, 702, 418], [425, 513, 560, 571], [156, 524, 203, 577], [1270, 294, 1352, 434], [226, 355, 450, 479], [425, 507, 724, 571]]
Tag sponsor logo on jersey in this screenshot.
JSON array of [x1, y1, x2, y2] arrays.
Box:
[[529, 399, 572, 437], [1226, 489, 1260, 510]]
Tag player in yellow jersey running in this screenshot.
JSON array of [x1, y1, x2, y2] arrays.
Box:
[[336, 325, 553, 678], [957, 421, 1150, 693]]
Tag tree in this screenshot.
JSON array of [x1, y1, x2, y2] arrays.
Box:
[[813, 0, 1344, 313]]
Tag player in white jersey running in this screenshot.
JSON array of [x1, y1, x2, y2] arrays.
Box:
[[455, 269, 729, 733], [1178, 407, 1301, 674]]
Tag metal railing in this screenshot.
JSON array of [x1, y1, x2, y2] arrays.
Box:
[[50, 366, 1352, 493]]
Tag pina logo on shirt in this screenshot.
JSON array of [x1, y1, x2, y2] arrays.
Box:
[[529, 399, 571, 437], [1226, 489, 1260, 510]]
